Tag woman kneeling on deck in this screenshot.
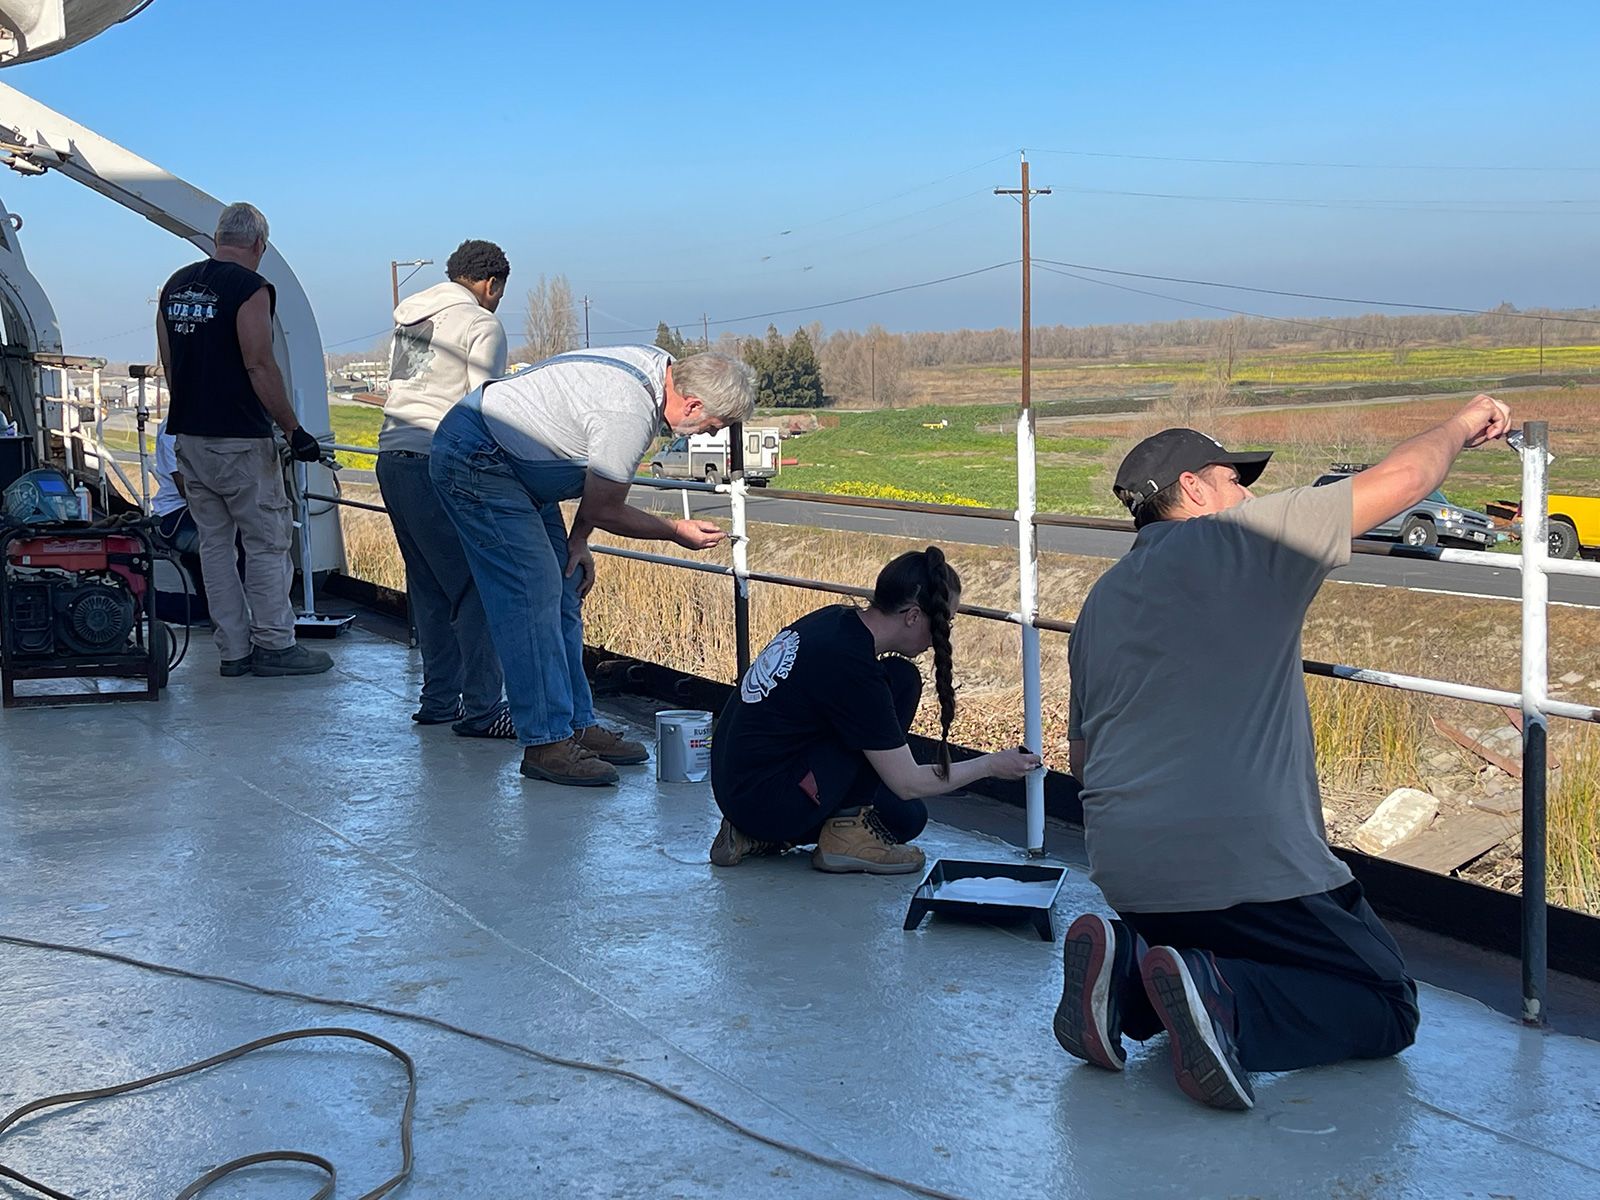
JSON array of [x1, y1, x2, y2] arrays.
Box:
[[709, 546, 1039, 874]]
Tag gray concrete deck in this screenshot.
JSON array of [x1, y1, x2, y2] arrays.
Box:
[[3, 629, 1599, 1199]]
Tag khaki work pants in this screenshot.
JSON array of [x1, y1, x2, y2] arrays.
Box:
[[173, 435, 296, 659]]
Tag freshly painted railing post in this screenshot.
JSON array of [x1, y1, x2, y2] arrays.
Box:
[[729, 423, 752, 679], [1519, 420, 1550, 1025]]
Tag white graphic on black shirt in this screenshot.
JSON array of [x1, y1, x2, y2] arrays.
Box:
[[165, 284, 220, 336], [740, 628, 800, 704]]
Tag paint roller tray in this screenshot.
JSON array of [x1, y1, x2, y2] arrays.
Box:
[[903, 858, 1068, 941]]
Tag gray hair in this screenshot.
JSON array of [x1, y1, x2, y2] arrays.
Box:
[[215, 202, 270, 250], [672, 352, 756, 423]]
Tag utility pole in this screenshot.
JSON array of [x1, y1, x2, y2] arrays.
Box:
[[389, 258, 433, 311], [1539, 318, 1545, 376], [994, 152, 1051, 854], [582, 295, 591, 348], [702, 313, 709, 349], [870, 339, 877, 406], [994, 157, 1052, 419]]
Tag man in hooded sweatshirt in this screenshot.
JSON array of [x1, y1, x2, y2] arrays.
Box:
[[375, 240, 513, 735]]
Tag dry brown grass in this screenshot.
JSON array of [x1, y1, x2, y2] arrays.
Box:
[[336, 486, 1600, 913]]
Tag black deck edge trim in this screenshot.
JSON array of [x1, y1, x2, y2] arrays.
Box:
[[322, 571, 407, 616], [316, 579, 1600, 983]]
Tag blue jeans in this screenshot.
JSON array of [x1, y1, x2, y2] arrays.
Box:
[[430, 405, 595, 746], [376, 450, 504, 723]]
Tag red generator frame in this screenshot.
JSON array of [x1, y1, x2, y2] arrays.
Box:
[[1, 523, 166, 707]]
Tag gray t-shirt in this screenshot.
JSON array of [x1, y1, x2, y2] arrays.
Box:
[[470, 345, 671, 482], [1067, 480, 1355, 913]]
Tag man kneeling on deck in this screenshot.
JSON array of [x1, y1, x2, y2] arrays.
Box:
[[709, 547, 1039, 873], [1053, 394, 1512, 1111]]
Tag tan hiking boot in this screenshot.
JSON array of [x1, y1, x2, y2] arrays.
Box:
[[520, 737, 619, 787], [812, 807, 926, 875], [709, 817, 786, 867], [576, 723, 648, 765]]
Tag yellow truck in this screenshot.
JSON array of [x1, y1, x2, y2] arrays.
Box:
[[1491, 494, 1600, 559], [1547, 495, 1600, 559]]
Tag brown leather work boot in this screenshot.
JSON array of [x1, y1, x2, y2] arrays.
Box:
[[520, 737, 620, 787], [709, 817, 787, 867], [576, 723, 648, 765], [811, 807, 926, 875]]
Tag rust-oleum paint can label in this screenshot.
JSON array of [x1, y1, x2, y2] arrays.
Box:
[[655, 709, 713, 782]]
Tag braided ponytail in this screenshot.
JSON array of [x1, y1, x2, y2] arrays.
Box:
[[871, 546, 964, 778], [921, 546, 958, 779]]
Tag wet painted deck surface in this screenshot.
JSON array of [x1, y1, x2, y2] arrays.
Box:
[[3, 629, 1598, 1198]]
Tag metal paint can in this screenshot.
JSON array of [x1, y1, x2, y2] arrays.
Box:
[[655, 709, 713, 783]]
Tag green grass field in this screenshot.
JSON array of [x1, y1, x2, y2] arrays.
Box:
[[326, 385, 1600, 523], [1007, 344, 1600, 390]]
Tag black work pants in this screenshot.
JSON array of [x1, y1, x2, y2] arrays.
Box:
[[1117, 880, 1420, 1072], [718, 656, 930, 845]]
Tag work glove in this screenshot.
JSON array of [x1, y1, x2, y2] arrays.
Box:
[[288, 427, 323, 463]]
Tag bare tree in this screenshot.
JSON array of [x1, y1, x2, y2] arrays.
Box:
[[522, 273, 579, 363], [818, 325, 908, 407]]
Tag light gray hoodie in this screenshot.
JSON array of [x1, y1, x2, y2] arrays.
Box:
[[378, 281, 509, 454]]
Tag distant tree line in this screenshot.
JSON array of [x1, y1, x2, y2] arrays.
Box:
[[896, 304, 1600, 367]]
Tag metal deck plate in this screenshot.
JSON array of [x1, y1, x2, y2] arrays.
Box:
[[2, 629, 1597, 1197]]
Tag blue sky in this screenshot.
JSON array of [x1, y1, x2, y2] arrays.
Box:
[[6, 0, 1598, 361]]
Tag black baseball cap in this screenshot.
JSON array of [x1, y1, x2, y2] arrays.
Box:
[[1113, 428, 1272, 512]]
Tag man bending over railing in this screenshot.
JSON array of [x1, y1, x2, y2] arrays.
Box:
[[430, 347, 755, 787], [1053, 394, 1512, 1111]]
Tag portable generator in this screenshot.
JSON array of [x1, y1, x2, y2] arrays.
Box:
[[1, 520, 169, 706]]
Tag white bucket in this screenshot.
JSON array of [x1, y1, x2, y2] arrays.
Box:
[[656, 709, 713, 783]]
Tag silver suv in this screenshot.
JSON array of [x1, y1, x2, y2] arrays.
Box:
[[1313, 464, 1496, 549]]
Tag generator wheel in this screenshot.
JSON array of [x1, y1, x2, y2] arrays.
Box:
[[150, 618, 170, 691]]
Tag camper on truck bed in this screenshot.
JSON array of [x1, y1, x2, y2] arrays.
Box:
[[648, 426, 782, 486]]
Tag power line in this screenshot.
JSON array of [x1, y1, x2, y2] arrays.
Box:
[[1057, 185, 1600, 216], [1034, 262, 1396, 343], [752, 188, 993, 267], [1029, 147, 1600, 173], [324, 325, 394, 351], [80, 321, 155, 348], [771, 151, 1015, 237], [1034, 258, 1600, 327], [520, 261, 1022, 340]]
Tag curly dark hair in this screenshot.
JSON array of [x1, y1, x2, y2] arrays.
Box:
[[871, 546, 962, 778], [445, 239, 510, 284]]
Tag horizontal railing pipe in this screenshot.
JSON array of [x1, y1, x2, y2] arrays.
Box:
[[303, 483, 1596, 726], [592, 545, 734, 577], [304, 491, 386, 515], [1032, 512, 1133, 533], [1305, 658, 1600, 724], [1541, 557, 1600, 579]]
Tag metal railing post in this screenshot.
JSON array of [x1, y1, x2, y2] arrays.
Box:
[[729, 423, 752, 678], [91, 365, 109, 510], [1519, 420, 1550, 1025], [291, 390, 317, 619], [1018, 415, 1045, 855], [134, 374, 151, 513]]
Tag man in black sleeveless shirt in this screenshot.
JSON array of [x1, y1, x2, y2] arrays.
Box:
[[156, 202, 332, 678]]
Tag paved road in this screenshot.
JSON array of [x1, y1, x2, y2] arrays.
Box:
[[110, 442, 1599, 608], [634, 487, 1600, 609]]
